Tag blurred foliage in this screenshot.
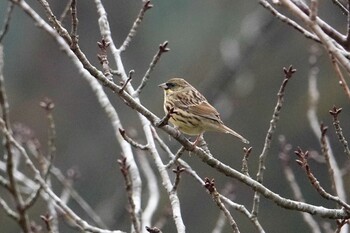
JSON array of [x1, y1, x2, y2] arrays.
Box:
[[0, 0, 350, 232]]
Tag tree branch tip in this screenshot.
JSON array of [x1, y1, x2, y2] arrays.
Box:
[[97, 39, 110, 49], [294, 147, 309, 159], [119, 75, 133, 93], [243, 146, 252, 154], [144, 0, 154, 10], [329, 105, 342, 116], [39, 97, 55, 111], [159, 41, 170, 53], [118, 156, 130, 175], [172, 166, 185, 174], [40, 213, 53, 223], [283, 65, 297, 77]]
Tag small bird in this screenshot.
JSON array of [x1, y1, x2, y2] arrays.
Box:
[[158, 78, 249, 144]]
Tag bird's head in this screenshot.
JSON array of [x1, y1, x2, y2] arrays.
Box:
[[158, 78, 191, 94]]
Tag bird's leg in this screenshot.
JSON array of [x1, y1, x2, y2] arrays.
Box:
[[192, 133, 203, 147]]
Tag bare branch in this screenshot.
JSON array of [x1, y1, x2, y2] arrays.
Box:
[[295, 148, 350, 211], [319, 124, 338, 199], [118, 157, 141, 233], [70, 0, 78, 49], [329, 106, 350, 158], [119, 0, 153, 52], [0, 44, 31, 233], [204, 178, 240, 233], [0, 2, 15, 42], [97, 39, 114, 81], [0, 117, 125, 233], [119, 70, 134, 94], [259, 0, 320, 43], [279, 136, 322, 233], [332, 0, 348, 15], [59, 0, 73, 23], [133, 41, 170, 96], [252, 65, 296, 217], [241, 147, 252, 177], [119, 128, 149, 150], [0, 197, 19, 221], [164, 146, 186, 169], [329, 54, 350, 100]]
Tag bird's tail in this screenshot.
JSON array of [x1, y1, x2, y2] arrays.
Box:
[[222, 125, 250, 144]]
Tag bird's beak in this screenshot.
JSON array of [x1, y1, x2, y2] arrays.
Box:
[[158, 83, 167, 89]]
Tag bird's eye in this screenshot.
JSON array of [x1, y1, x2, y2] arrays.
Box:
[[166, 83, 176, 89]]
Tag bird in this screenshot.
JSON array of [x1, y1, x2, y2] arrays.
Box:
[[158, 78, 249, 145]]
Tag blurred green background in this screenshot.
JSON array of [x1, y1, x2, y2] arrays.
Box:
[[0, 0, 350, 232]]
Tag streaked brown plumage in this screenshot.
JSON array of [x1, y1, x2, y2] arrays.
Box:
[[158, 78, 249, 144]]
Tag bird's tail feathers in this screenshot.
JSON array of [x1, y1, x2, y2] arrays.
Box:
[[222, 125, 249, 144]]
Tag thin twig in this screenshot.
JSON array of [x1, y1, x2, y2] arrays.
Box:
[[21, 100, 57, 213], [133, 41, 170, 96], [59, 0, 73, 22], [41, 214, 54, 233], [165, 146, 186, 169], [241, 147, 252, 177], [329, 53, 350, 100], [36, 0, 72, 44], [119, 0, 153, 52], [172, 166, 185, 192], [204, 178, 240, 233], [70, 0, 78, 49], [0, 117, 124, 233], [320, 124, 338, 199], [119, 70, 134, 94], [118, 157, 141, 233], [259, 0, 320, 43], [97, 39, 113, 81], [0, 197, 19, 221], [119, 128, 149, 150], [0, 2, 15, 43], [329, 106, 350, 158], [137, 150, 160, 228], [295, 148, 350, 211], [279, 136, 322, 233], [331, 0, 348, 15], [0, 44, 31, 233], [347, 0, 350, 44], [252, 65, 296, 217]]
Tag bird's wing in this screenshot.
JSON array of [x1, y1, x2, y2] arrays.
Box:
[[174, 98, 222, 123]]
